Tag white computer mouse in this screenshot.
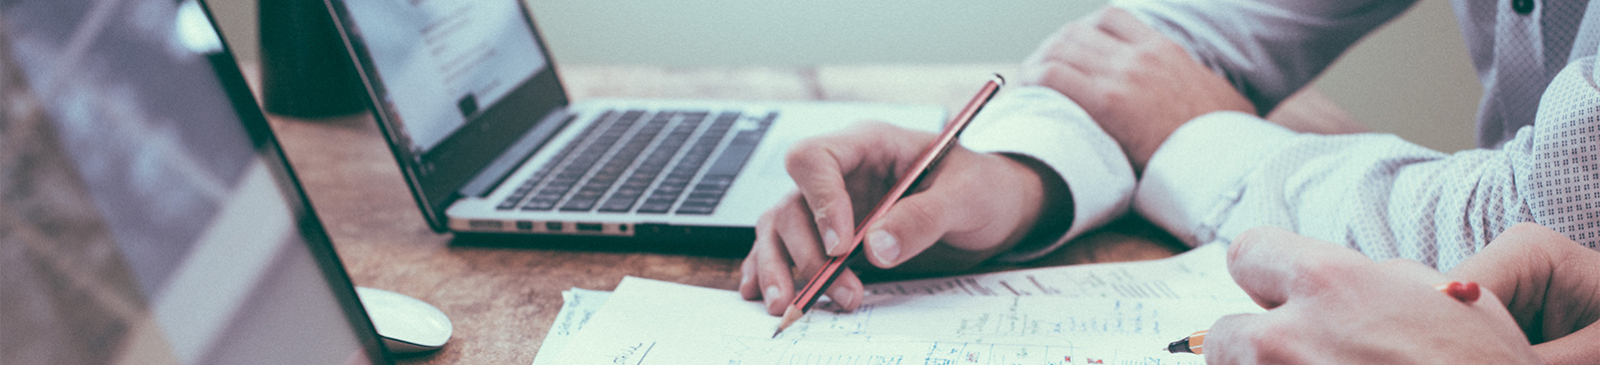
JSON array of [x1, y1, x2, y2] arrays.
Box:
[[355, 287, 453, 353]]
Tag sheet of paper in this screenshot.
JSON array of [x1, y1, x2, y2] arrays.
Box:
[[863, 242, 1244, 301], [530, 288, 611, 365], [548, 244, 1262, 365]]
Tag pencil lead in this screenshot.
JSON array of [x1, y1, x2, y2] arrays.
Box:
[[772, 305, 802, 338]]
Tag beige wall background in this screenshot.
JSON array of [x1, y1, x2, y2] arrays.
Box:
[[209, 0, 1481, 152]]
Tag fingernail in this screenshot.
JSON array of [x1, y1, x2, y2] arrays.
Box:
[[740, 273, 751, 289], [822, 228, 840, 252], [764, 286, 781, 306], [868, 230, 900, 264], [838, 289, 856, 309]]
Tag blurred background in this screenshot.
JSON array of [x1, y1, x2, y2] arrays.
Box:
[[207, 0, 1481, 153]]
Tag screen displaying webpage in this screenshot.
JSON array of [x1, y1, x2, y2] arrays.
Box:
[[344, 0, 547, 154]]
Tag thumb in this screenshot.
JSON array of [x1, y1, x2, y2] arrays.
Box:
[[861, 191, 955, 268]]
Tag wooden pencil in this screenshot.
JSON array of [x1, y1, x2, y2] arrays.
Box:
[[773, 75, 1005, 337]]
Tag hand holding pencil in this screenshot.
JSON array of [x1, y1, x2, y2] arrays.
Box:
[[739, 77, 1074, 321]]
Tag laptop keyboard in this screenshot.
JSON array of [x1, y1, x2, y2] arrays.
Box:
[[494, 109, 775, 215]]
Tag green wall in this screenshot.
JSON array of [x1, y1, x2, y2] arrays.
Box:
[[210, 0, 1480, 152]]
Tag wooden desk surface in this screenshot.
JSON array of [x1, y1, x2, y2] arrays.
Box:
[[263, 64, 1351, 364]]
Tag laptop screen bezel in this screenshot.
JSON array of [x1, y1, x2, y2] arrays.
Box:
[[321, 0, 571, 232], [202, 2, 395, 363]]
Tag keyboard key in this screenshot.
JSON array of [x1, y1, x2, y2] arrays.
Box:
[[674, 203, 715, 215], [521, 197, 559, 211], [637, 197, 677, 214], [495, 200, 519, 210]]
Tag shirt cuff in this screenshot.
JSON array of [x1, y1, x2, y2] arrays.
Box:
[[1136, 111, 1296, 246], [960, 86, 1136, 262]]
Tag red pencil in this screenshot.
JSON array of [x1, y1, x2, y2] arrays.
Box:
[[772, 76, 1005, 337]]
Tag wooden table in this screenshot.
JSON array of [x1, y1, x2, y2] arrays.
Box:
[[262, 64, 1358, 364]]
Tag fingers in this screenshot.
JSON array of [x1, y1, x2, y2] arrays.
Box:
[[1448, 222, 1564, 308], [1226, 226, 1366, 309], [856, 150, 1037, 269], [745, 207, 797, 315], [785, 122, 927, 256], [784, 137, 861, 256], [1451, 222, 1600, 345], [1534, 319, 1600, 365], [739, 253, 760, 299], [1204, 313, 1299, 365], [741, 193, 868, 315], [822, 269, 865, 312], [1036, 23, 1123, 72], [1095, 7, 1160, 43]]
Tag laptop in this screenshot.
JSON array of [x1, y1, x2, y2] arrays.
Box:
[[0, 0, 391, 363], [320, 0, 946, 246]]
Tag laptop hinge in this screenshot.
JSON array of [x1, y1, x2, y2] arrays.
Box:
[[459, 109, 576, 197]]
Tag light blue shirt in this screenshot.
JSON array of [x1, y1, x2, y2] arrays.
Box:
[[963, 0, 1600, 270], [1123, 0, 1599, 148]]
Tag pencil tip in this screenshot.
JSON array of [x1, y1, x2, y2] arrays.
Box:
[[771, 306, 803, 338]]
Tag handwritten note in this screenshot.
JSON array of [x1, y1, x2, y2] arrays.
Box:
[[538, 244, 1262, 365], [863, 243, 1245, 301], [531, 288, 610, 365]]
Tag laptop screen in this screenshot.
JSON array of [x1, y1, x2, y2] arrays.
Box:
[[0, 0, 389, 363], [328, 0, 571, 230], [339, 0, 547, 152]]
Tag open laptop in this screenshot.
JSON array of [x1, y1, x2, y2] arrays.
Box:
[[0, 0, 391, 363], [320, 0, 946, 246]]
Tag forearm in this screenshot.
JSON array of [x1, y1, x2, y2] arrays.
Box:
[[1140, 113, 1535, 271], [1114, 0, 1415, 114]]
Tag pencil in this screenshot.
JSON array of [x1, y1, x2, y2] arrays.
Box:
[[1164, 330, 1206, 354], [772, 75, 1004, 338]]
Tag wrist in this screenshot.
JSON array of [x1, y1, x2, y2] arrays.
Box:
[[995, 152, 1075, 253]]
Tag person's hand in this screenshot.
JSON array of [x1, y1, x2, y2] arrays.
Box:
[[1204, 227, 1540, 364], [1019, 7, 1255, 173], [739, 122, 1071, 316], [1447, 223, 1600, 365]]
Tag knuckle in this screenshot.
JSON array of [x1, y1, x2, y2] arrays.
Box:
[[1133, 48, 1164, 68], [1289, 256, 1353, 290], [784, 140, 825, 170], [1230, 226, 1282, 260], [1041, 64, 1073, 87], [1245, 322, 1297, 363]]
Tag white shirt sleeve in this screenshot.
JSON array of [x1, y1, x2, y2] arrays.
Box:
[[1139, 112, 1536, 271], [960, 86, 1136, 262]]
